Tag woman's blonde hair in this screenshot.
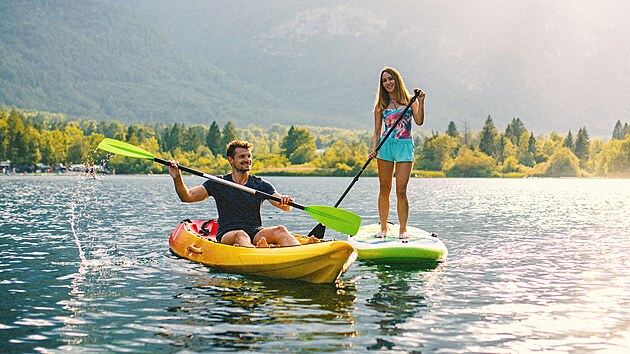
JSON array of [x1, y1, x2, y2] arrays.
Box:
[[373, 67, 411, 114]]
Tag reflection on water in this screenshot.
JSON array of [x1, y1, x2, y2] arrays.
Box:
[[164, 274, 357, 351], [0, 176, 629, 352], [366, 266, 427, 349]]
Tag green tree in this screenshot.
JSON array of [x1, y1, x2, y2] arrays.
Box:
[[574, 127, 590, 164], [545, 147, 580, 177], [318, 140, 370, 173], [564, 130, 574, 151], [221, 121, 238, 149], [0, 110, 9, 160], [500, 156, 523, 173], [206, 121, 222, 156], [478, 115, 498, 157], [612, 120, 624, 140], [281, 126, 316, 164], [417, 134, 459, 171], [98, 120, 126, 139], [446, 147, 495, 177], [597, 134, 630, 175], [185, 125, 206, 152], [446, 121, 459, 137], [518, 132, 537, 167], [504, 117, 527, 145], [39, 130, 67, 165], [6, 109, 28, 165]]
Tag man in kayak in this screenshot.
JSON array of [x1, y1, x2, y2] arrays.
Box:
[[168, 139, 313, 248]]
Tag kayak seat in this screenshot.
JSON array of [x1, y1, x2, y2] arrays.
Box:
[[199, 219, 218, 237]]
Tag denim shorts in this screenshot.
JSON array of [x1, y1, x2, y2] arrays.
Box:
[[377, 138, 415, 162]]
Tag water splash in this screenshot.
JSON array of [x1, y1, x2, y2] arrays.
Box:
[[67, 148, 114, 265], [69, 199, 88, 263]]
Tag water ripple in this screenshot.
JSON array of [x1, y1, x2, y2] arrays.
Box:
[[1, 176, 629, 352]]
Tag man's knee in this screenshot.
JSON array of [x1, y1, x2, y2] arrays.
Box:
[[272, 225, 289, 236], [222, 230, 251, 244]]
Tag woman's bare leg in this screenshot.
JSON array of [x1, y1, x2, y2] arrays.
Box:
[[377, 159, 395, 233], [395, 161, 413, 236]]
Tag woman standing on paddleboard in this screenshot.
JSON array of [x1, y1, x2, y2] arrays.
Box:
[[369, 67, 426, 239]]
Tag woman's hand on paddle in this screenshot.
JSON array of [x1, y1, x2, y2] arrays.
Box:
[[414, 88, 426, 102], [168, 160, 181, 179], [368, 148, 378, 159], [412, 88, 426, 126]]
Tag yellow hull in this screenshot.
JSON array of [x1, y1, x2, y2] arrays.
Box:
[[169, 220, 357, 284]]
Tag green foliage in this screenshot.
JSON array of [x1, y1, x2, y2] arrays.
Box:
[[417, 134, 459, 171], [564, 130, 574, 151], [611, 121, 629, 141], [2, 107, 630, 177], [206, 121, 222, 156], [504, 117, 527, 145], [316, 140, 371, 173], [592, 134, 630, 175], [280, 126, 316, 164], [479, 115, 498, 157], [612, 121, 624, 140], [446, 147, 496, 177], [544, 147, 581, 177], [221, 121, 238, 148], [446, 121, 459, 137], [499, 156, 523, 173], [574, 127, 590, 164]]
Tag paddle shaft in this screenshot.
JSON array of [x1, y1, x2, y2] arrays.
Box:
[[153, 157, 306, 210], [332, 92, 419, 207]]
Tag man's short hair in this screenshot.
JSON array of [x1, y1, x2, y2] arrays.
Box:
[[226, 140, 253, 158]]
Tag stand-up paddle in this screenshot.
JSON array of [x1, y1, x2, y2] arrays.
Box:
[[98, 138, 361, 235], [308, 90, 420, 238]]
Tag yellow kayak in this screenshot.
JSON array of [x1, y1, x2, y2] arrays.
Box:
[[169, 219, 357, 284]]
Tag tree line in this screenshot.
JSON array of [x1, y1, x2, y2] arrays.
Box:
[[1, 107, 629, 177]]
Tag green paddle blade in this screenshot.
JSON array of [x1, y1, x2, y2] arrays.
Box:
[[304, 205, 361, 235], [97, 138, 155, 160]]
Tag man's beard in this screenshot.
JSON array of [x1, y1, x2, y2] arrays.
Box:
[[234, 164, 250, 173]]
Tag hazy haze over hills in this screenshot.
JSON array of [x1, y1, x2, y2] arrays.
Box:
[[2, 0, 629, 136]]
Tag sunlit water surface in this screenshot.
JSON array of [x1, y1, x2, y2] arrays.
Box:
[[1, 175, 629, 353]]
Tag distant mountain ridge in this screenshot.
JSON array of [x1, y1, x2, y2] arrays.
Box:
[[1, 0, 629, 136], [0, 0, 303, 126]]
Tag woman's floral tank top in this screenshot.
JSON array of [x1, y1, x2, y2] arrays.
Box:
[[381, 106, 413, 140]]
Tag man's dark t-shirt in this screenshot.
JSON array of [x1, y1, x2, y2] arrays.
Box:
[[202, 174, 276, 238]]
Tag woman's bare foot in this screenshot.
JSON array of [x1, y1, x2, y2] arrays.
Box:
[[374, 230, 387, 238], [255, 237, 269, 248], [306, 236, 319, 244], [399, 231, 409, 239]]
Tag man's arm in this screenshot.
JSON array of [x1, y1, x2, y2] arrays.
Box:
[[168, 161, 209, 203]]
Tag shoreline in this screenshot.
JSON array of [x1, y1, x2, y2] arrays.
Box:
[[3, 172, 630, 179]]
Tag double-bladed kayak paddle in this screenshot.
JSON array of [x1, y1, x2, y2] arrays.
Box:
[[97, 138, 361, 235]]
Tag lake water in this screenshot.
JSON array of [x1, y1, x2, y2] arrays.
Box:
[[1, 175, 629, 353]]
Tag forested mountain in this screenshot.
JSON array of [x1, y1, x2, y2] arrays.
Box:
[[1, 1, 629, 135], [0, 0, 302, 126]]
